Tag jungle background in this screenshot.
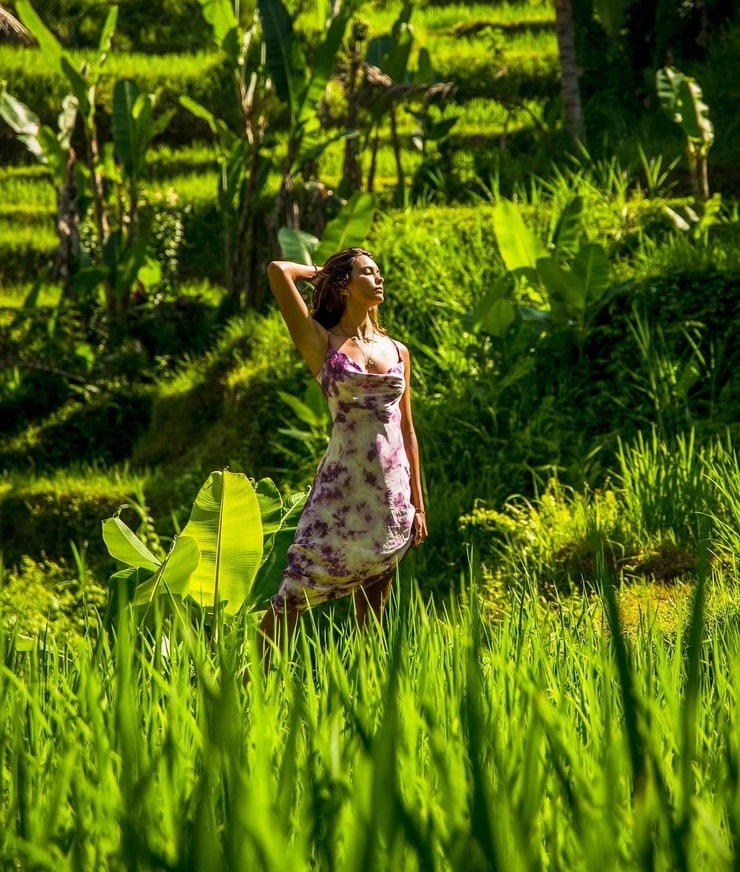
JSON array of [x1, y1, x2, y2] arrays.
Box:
[[1, 0, 739, 634]]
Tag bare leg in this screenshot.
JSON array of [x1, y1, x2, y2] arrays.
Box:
[[258, 606, 301, 669], [353, 573, 393, 629]]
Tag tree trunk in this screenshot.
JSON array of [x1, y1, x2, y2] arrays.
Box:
[[56, 147, 79, 292], [341, 24, 365, 196], [554, 0, 585, 143]]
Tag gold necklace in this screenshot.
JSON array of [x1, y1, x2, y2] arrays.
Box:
[[334, 325, 376, 343], [332, 327, 378, 370], [350, 336, 375, 370]]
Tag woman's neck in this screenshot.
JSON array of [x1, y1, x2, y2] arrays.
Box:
[[336, 316, 375, 341]]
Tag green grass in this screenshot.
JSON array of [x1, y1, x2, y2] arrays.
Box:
[[2, 563, 740, 868], [0, 45, 222, 92]]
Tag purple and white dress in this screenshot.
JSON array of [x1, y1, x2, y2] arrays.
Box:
[[272, 340, 415, 613]]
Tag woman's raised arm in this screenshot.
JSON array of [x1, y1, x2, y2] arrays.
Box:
[[267, 260, 328, 376]]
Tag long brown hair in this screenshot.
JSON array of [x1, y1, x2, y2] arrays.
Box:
[[311, 247, 382, 330]]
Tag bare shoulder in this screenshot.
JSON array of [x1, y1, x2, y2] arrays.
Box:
[[390, 337, 411, 360]]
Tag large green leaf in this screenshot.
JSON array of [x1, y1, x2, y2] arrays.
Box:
[[656, 66, 681, 117], [676, 77, 713, 146], [112, 83, 172, 181], [249, 491, 308, 609], [37, 125, 68, 185], [314, 192, 376, 265], [112, 79, 142, 178], [277, 227, 318, 264], [178, 96, 237, 151], [481, 298, 516, 339], [0, 87, 45, 162], [132, 534, 201, 605], [278, 386, 326, 428], [198, 0, 240, 65], [493, 199, 548, 273], [257, 0, 304, 115], [17, 1, 89, 116], [537, 257, 585, 311], [0, 86, 39, 136], [181, 470, 264, 614], [471, 277, 507, 329], [17, 1, 63, 75], [572, 244, 610, 305], [255, 478, 284, 536], [96, 5, 118, 58], [656, 66, 714, 148], [550, 196, 584, 261], [382, 23, 413, 85], [102, 515, 161, 571], [299, 0, 360, 123]]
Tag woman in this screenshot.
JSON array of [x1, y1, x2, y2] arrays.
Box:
[[260, 247, 427, 649]]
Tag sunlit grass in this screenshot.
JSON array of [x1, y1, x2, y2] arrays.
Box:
[[2, 562, 740, 867], [0, 44, 221, 85], [0, 281, 62, 307]]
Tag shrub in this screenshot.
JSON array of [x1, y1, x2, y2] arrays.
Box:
[[0, 469, 147, 569], [0, 384, 155, 471]]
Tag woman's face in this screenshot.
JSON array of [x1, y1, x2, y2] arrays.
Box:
[[345, 254, 384, 308]]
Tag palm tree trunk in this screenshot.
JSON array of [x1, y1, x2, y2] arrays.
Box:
[[554, 0, 585, 143]]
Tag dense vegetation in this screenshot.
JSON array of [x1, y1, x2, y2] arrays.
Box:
[[1, 0, 740, 864]]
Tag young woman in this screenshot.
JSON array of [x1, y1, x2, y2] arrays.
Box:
[[260, 247, 427, 649]]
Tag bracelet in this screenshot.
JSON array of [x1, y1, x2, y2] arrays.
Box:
[[414, 508, 425, 514], [311, 264, 319, 280]]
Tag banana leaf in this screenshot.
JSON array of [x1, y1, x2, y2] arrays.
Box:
[[132, 535, 201, 606], [493, 199, 548, 273], [102, 514, 161, 571], [249, 491, 308, 609], [572, 243, 610, 305], [314, 192, 376, 265], [181, 470, 264, 614]]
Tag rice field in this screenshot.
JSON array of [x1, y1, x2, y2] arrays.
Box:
[[2, 563, 740, 870]]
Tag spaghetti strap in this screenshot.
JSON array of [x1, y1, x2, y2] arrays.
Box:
[[391, 338, 403, 362]]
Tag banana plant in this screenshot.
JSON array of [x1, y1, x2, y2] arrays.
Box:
[[0, 82, 82, 294], [464, 197, 613, 401], [73, 78, 173, 316], [181, 0, 274, 305], [277, 190, 377, 266], [16, 0, 117, 262], [476, 197, 612, 336], [7, 2, 172, 328], [103, 470, 307, 615], [656, 66, 714, 202], [359, 2, 453, 200], [257, 0, 363, 229]]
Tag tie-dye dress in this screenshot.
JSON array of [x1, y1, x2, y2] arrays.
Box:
[[272, 341, 415, 613]]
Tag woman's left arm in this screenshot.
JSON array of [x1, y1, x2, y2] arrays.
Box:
[[398, 344, 427, 546]]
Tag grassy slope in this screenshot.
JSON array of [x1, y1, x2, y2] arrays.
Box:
[[1, 1, 739, 630]]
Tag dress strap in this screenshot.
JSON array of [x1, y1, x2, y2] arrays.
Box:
[[390, 338, 403, 362]]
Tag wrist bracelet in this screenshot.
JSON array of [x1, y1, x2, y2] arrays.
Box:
[[414, 508, 425, 514], [311, 264, 319, 280]]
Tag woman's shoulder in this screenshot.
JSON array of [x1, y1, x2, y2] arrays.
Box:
[[387, 335, 409, 355]]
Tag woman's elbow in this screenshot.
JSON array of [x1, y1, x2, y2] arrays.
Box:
[[267, 261, 284, 280]]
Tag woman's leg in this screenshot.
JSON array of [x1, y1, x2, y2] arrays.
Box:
[[353, 572, 394, 629], [258, 605, 301, 667]]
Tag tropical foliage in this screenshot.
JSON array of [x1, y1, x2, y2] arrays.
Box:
[[1, 1, 740, 863]]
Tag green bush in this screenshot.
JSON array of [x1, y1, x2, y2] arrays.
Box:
[[0, 471, 144, 569], [0, 384, 155, 471], [0, 555, 108, 638], [0, 221, 55, 283]]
